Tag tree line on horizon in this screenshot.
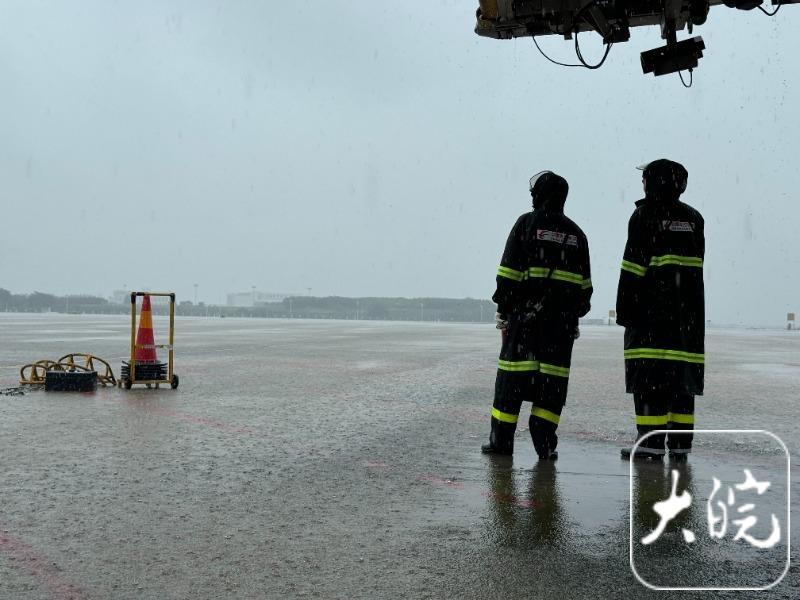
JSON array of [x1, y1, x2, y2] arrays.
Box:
[[0, 288, 507, 323]]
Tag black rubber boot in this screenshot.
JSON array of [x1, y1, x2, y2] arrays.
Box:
[[620, 447, 664, 461], [481, 442, 513, 456], [530, 416, 559, 461], [482, 424, 514, 455]]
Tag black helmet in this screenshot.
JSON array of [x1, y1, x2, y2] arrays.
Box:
[[529, 171, 568, 212], [637, 159, 688, 197]]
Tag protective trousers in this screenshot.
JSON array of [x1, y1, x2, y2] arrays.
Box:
[[634, 392, 695, 456], [488, 317, 574, 457]]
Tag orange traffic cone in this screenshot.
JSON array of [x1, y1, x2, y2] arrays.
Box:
[[134, 294, 158, 364]]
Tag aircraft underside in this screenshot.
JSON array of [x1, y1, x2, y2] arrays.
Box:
[[474, 0, 795, 77]]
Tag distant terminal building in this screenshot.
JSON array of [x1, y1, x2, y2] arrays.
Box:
[[226, 291, 292, 307]]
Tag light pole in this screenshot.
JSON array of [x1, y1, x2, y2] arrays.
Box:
[[193, 283, 198, 305], [420, 302, 424, 322], [356, 298, 360, 320]]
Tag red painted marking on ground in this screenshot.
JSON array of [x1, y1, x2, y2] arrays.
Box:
[[0, 530, 88, 600], [146, 406, 255, 435]]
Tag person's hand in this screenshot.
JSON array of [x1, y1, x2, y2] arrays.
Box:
[[495, 312, 508, 330], [573, 326, 580, 339]]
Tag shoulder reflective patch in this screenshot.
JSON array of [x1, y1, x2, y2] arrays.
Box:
[[537, 229, 578, 246], [662, 220, 695, 232]]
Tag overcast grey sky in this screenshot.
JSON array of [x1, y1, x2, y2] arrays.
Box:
[[0, 1, 797, 325]]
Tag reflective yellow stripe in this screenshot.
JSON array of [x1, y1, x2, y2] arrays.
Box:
[[527, 267, 585, 286], [531, 407, 561, 425], [621, 260, 647, 276], [550, 270, 584, 285], [497, 265, 525, 282], [539, 362, 570, 378], [668, 412, 695, 424], [649, 254, 703, 268], [624, 348, 704, 364], [498, 265, 586, 286], [492, 407, 519, 424], [527, 267, 549, 278], [498, 360, 570, 377], [636, 414, 669, 426], [498, 359, 539, 372]]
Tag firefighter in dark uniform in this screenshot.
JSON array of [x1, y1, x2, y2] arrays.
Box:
[[482, 171, 592, 459], [617, 159, 704, 461]]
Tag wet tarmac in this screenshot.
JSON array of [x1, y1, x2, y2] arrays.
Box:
[[0, 314, 797, 599]]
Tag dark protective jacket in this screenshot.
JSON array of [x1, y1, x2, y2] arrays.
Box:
[[492, 210, 592, 326], [616, 196, 705, 394]]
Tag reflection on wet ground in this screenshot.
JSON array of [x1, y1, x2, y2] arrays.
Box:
[[485, 458, 568, 546], [0, 315, 797, 598]]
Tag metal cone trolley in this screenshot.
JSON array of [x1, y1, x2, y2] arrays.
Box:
[[119, 291, 179, 389]]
